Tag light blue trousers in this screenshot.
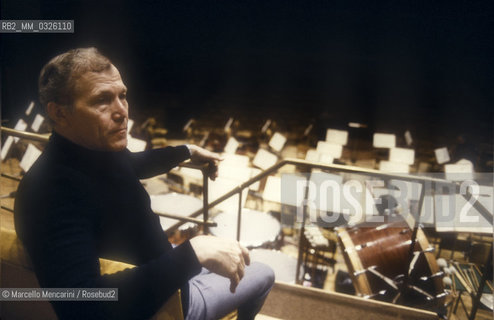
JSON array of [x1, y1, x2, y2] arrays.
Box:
[[185, 262, 275, 320]]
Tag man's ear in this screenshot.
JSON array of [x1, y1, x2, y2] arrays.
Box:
[[46, 102, 70, 127]]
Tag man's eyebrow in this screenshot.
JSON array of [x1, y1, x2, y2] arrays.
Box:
[[90, 85, 127, 97], [89, 90, 113, 98]]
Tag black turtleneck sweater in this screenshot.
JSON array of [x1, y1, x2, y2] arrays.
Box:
[[14, 132, 202, 319]]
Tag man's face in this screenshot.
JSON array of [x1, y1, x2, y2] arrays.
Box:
[[63, 65, 129, 151]]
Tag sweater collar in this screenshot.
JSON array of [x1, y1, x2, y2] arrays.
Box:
[[48, 131, 127, 173]]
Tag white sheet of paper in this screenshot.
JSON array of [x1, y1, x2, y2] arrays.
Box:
[[150, 193, 204, 231], [19, 144, 42, 172], [389, 147, 415, 165], [445, 161, 474, 181], [223, 137, 239, 154], [208, 177, 248, 212], [316, 141, 342, 158], [253, 149, 278, 170], [269, 132, 287, 152], [249, 168, 261, 191], [434, 147, 450, 164], [31, 114, 45, 132], [221, 153, 250, 167], [180, 167, 204, 181], [435, 194, 492, 234], [263, 176, 281, 203], [318, 153, 334, 164], [127, 135, 147, 152], [1, 136, 14, 160], [127, 119, 134, 133], [379, 161, 410, 173], [218, 164, 251, 182], [325, 129, 348, 145], [305, 149, 319, 162], [373, 133, 396, 148], [13, 119, 28, 143]]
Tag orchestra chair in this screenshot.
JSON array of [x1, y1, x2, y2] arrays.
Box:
[[0, 227, 184, 320]]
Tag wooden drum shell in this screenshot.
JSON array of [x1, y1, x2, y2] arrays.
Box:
[[337, 219, 444, 306]]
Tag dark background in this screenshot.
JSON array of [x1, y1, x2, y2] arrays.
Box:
[[1, 0, 493, 149]]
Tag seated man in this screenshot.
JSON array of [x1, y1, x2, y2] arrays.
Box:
[[14, 48, 274, 320]]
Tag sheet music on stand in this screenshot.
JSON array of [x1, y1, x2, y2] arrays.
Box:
[[434, 147, 450, 164], [1, 119, 29, 160], [208, 177, 248, 212], [318, 153, 333, 164], [249, 168, 261, 191], [19, 144, 42, 172], [253, 149, 278, 170], [31, 114, 45, 132], [218, 164, 251, 183], [269, 132, 287, 152], [222, 153, 250, 167], [223, 137, 239, 154], [1, 136, 14, 160], [379, 161, 410, 174], [373, 133, 396, 148], [263, 175, 281, 203], [325, 129, 348, 146], [304, 149, 319, 162], [316, 141, 342, 159], [127, 119, 134, 133], [389, 148, 415, 165], [12, 119, 28, 143], [445, 160, 474, 181], [127, 135, 147, 152], [434, 192, 493, 234]]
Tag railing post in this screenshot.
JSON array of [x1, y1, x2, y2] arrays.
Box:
[[202, 165, 209, 235], [236, 189, 242, 242], [295, 173, 311, 284]]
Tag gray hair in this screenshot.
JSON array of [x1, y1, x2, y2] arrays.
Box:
[[38, 47, 112, 110]]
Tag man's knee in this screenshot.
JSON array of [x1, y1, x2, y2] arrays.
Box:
[[247, 262, 275, 293]]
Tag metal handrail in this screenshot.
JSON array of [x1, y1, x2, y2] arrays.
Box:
[[1, 126, 50, 143], [186, 157, 456, 220], [0, 126, 214, 230], [183, 156, 462, 286]]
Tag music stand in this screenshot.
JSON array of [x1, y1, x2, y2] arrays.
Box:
[[452, 247, 493, 320]]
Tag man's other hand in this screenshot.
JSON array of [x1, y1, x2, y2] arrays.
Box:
[[190, 235, 250, 293], [187, 145, 222, 180]]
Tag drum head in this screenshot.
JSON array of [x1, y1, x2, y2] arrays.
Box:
[[150, 193, 204, 230], [209, 209, 281, 248], [249, 249, 299, 283]]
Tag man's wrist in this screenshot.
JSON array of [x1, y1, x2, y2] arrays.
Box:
[[185, 144, 194, 158]]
